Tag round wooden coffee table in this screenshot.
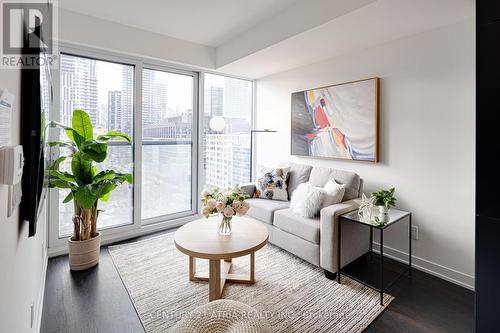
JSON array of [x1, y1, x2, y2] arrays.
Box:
[[174, 216, 269, 301]]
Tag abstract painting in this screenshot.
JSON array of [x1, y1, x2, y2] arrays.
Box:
[[291, 77, 379, 162]]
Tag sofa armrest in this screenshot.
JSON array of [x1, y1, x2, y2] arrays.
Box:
[[320, 199, 359, 218], [320, 199, 369, 273], [238, 182, 256, 197]]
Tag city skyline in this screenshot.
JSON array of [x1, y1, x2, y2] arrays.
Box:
[[61, 56, 252, 137], [58, 54, 253, 236]]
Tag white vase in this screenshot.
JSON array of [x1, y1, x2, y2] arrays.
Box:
[[378, 205, 389, 215]]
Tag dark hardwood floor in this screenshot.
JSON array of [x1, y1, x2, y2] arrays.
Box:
[[41, 229, 474, 333]]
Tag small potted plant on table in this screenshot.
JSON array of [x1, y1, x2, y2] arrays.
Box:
[[372, 187, 397, 216], [47, 109, 132, 270]]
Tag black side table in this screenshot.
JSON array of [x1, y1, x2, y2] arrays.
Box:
[[337, 208, 412, 305]]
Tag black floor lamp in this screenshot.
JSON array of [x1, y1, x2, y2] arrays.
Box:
[[249, 129, 277, 181]]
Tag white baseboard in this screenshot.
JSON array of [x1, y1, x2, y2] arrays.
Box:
[[48, 215, 193, 257], [35, 251, 48, 333], [372, 242, 474, 290]]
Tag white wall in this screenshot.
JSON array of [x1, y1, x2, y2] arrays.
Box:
[[255, 20, 475, 288], [0, 69, 48, 332]]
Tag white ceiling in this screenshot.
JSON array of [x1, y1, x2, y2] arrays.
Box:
[[59, 0, 474, 78], [59, 0, 300, 47], [217, 0, 475, 78]]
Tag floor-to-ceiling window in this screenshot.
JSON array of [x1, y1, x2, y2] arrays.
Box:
[[56, 53, 134, 237], [203, 73, 253, 190], [141, 68, 196, 222], [48, 47, 252, 252]]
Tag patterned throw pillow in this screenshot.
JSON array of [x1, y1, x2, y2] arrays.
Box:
[[255, 167, 290, 201]]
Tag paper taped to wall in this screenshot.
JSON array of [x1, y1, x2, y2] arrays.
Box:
[[8, 182, 22, 218], [0, 89, 14, 147]]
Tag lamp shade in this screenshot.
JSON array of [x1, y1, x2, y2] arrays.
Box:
[[209, 116, 226, 132]]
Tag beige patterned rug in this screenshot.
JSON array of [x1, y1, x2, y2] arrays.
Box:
[[109, 232, 393, 333]]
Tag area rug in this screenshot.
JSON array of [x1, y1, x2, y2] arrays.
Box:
[[108, 233, 393, 333]]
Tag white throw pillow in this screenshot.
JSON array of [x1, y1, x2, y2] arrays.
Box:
[[322, 179, 346, 207], [290, 183, 325, 218]]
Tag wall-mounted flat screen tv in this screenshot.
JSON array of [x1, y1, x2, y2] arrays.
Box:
[[20, 22, 52, 237]]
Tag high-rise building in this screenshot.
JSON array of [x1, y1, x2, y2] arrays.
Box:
[[205, 86, 223, 117], [121, 66, 134, 136], [204, 133, 250, 189], [60, 55, 98, 127], [142, 69, 168, 126], [154, 83, 167, 122], [142, 112, 193, 139], [108, 91, 122, 132], [224, 79, 252, 121]]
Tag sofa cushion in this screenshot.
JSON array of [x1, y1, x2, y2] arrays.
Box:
[[246, 198, 290, 225], [287, 163, 313, 199], [308, 166, 361, 201], [308, 167, 332, 187], [273, 208, 320, 244]]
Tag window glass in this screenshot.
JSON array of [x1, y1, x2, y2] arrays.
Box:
[[203, 74, 252, 190], [141, 69, 194, 220], [58, 53, 134, 237]]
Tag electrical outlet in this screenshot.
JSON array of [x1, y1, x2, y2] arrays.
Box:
[[30, 303, 34, 328], [411, 226, 418, 240]]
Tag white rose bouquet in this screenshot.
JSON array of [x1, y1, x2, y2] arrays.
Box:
[[201, 187, 250, 235]]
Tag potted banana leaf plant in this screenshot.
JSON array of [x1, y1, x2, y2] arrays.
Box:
[[47, 109, 132, 270]]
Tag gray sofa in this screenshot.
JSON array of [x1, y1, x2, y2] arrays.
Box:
[[241, 163, 369, 279]]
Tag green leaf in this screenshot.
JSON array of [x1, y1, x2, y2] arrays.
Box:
[[97, 130, 132, 143], [100, 192, 111, 202], [125, 173, 133, 184], [89, 172, 133, 203], [94, 180, 118, 199], [48, 121, 85, 147], [115, 172, 133, 184], [41, 111, 46, 140], [47, 141, 74, 149], [92, 170, 116, 184], [63, 192, 74, 203], [91, 166, 98, 178], [74, 185, 97, 209], [49, 170, 76, 183], [71, 151, 93, 185], [48, 179, 76, 189], [81, 140, 108, 162], [66, 129, 84, 147], [47, 156, 67, 171], [72, 109, 93, 141]]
